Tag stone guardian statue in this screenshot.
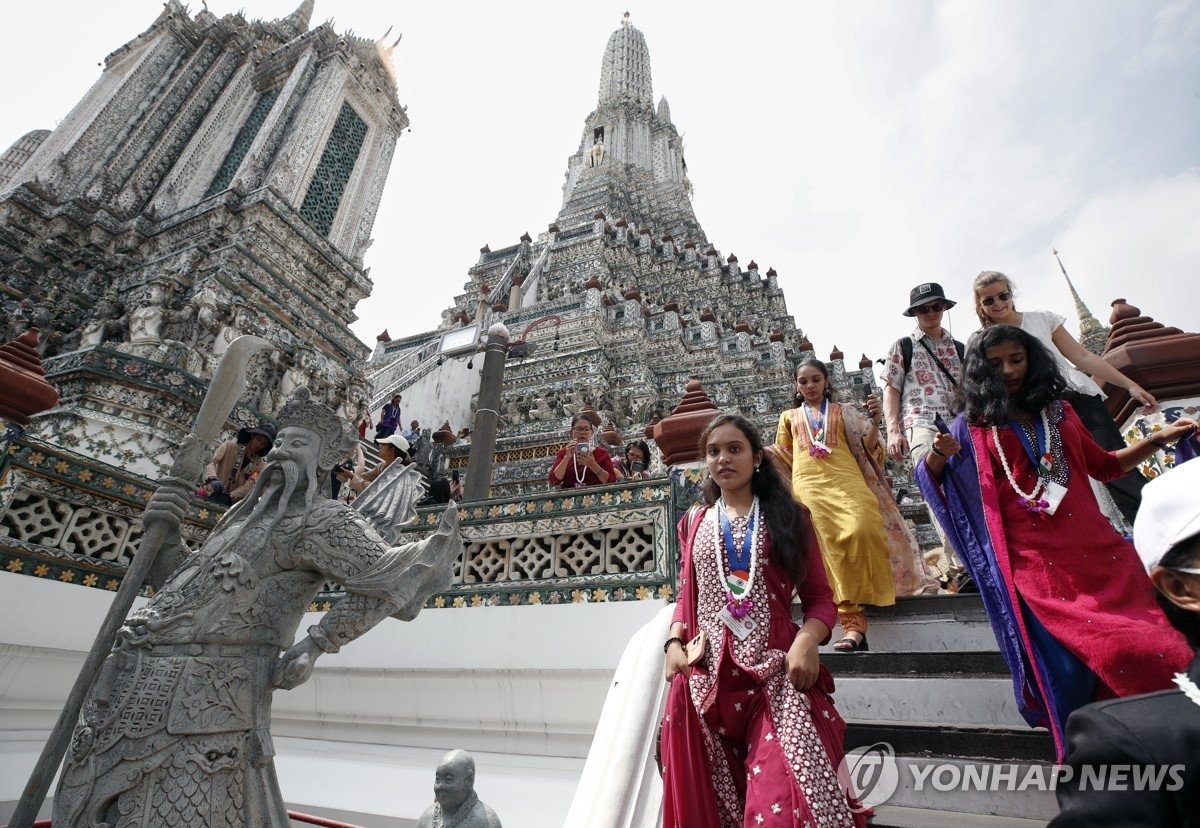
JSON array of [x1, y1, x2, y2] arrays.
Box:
[[416, 750, 502, 828], [588, 136, 605, 168], [52, 388, 463, 827]]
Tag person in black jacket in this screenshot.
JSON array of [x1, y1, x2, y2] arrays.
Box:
[[1052, 456, 1200, 826]]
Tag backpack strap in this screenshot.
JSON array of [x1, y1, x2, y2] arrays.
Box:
[[916, 336, 961, 388], [897, 336, 914, 398]]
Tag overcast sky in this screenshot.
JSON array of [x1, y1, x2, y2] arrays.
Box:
[[3, 1, 1198, 383]]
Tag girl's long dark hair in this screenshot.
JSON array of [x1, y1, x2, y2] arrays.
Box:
[[1158, 539, 1200, 649], [793, 357, 834, 407], [960, 325, 1068, 426], [697, 412, 809, 587]]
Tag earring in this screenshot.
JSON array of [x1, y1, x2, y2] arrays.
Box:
[[754, 464, 761, 472]]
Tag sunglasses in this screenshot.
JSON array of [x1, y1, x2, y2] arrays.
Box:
[[980, 291, 1012, 307], [915, 303, 946, 315]]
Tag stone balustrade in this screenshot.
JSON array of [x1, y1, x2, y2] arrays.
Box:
[[0, 428, 221, 590], [0, 426, 696, 613]]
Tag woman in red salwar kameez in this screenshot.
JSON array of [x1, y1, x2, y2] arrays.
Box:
[[659, 413, 867, 828]]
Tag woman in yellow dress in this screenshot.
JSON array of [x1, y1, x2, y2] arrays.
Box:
[[774, 358, 931, 651]]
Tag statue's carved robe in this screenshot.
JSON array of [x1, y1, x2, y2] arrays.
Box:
[[54, 503, 418, 827]]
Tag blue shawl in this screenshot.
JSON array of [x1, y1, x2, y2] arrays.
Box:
[[914, 412, 1095, 759]]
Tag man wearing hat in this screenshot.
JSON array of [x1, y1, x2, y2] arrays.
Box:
[[882, 282, 967, 587], [1052, 456, 1200, 826], [341, 433, 411, 493], [199, 422, 277, 505]]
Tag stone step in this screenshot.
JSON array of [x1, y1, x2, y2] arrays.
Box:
[[821, 649, 1009, 677], [869, 804, 1050, 827], [845, 721, 1053, 764], [819, 649, 1023, 729], [815, 594, 1000, 653], [834, 674, 1025, 727]]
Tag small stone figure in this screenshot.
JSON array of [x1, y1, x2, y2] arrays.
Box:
[[53, 389, 463, 827], [79, 295, 125, 347], [416, 750, 502, 828], [128, 280, 167, 344], [588, 136, 605, 168]]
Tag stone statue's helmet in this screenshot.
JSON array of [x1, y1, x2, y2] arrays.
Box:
[[276, 388, 358, 472]]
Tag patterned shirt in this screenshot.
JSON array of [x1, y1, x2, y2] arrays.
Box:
[[883, 327, 963, 429]]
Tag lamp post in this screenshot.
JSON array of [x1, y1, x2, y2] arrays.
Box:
[[463, 323, 510, 501]]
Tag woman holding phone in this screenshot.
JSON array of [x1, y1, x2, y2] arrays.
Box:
[[617, 439, 653, 480], [548, 414, 616, 488]]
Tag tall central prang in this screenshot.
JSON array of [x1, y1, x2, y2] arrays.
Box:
[[368, 15, 875, 494]]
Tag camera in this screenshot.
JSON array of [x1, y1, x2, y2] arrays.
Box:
[[577, 441, 592, 455]]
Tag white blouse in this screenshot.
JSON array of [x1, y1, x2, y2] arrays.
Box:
[[1019, 310, 1104, 397]]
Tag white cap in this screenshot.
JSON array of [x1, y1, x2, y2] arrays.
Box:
[[376, 433, 411, 458], [1133, 459, 1200, 573]]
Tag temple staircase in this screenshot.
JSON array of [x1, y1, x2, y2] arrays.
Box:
[[831, 594, 1057, 826], [567, 595, 1060, 827]]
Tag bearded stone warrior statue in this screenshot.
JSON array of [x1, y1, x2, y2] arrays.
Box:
[[53, 389, 462, 827]]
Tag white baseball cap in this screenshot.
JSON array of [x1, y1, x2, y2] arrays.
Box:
[[376, 434, 411, 458], [1134, 459, 1200, 573]]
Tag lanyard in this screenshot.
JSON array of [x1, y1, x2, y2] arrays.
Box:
[[1009, 417, 1052, 478], [718, 501, 757, 572], [804, 399, 826, 431]]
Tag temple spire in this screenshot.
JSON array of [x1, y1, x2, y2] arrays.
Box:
[[277, 0, 315, 36], [598, 13, 653, 106], [1053, 248, 1109, 355]]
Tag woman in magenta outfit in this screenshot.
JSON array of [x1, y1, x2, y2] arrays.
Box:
[[659, 413, 867, 828], [918, 326, 1196, 759]]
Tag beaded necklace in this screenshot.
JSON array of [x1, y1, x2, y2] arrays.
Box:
[[1174, 673, 1200, 711], [991, 406, 1056, 512], [800, 400, 831, 458], [571, 452, 588, 486], [713, 496, 762, 619]]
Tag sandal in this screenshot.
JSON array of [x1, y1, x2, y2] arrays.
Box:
[[832, 634, 868, 653]]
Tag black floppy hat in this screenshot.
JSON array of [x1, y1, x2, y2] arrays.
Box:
[[903, 282, 957, 317], [237, 423, 277, 448]]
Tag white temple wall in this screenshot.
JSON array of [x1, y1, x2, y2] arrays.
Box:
[[384, 354, 484, 440], [0, 572, 666, 826]]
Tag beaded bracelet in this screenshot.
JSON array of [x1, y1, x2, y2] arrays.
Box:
[[931, 446, 947, 458], [663, 636, 686, 654]]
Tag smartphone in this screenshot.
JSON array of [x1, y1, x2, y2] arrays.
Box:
[[934, 413, 951, 434]]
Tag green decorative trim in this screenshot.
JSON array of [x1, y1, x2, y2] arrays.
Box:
[[206, 90, 280, 197], [3, 448, 687, 609], [299, 101, 368, 236]]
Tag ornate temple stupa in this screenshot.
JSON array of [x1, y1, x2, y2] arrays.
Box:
[[1053, 248, 1110, 356], [367, 14, 876, 494], [0, 0, 405, 480]]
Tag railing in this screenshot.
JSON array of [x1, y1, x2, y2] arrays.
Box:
[[316, 474, 692, 609], [1, 420, 698, 613], [0, 430, 222, 591], [10, 811, 364, 827]]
